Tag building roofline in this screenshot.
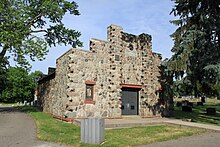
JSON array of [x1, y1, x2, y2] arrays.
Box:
[[90, 38, 108, 43], [56, 48, 90, 61], [107, 24, 123, 29], [38, 72, 55, 84], [152, 52, 162, 59]]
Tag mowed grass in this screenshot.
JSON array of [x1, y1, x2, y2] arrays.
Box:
[[173, 98, 220, 125], [17, 106, 205, 147], [30, 112, 81, 145], [84, 126, 204, 147], [0, 102, 19, 106]]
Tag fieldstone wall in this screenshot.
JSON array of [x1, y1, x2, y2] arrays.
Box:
[[51, 51, 70, 116], [37, 73, 55, 113], [38, 24, 167, 118], [38, 51, 71, 116]]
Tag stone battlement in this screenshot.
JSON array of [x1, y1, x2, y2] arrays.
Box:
[[37, 24, 169, 118]]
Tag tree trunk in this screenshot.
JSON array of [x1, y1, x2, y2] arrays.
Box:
[[218, 31, 220, 50], [194, 85, 198, 98], [0, 46, 8, 65]]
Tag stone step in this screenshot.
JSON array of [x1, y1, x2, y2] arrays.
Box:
[[121, 115, 143, 119], [105, 122, 163, 129]]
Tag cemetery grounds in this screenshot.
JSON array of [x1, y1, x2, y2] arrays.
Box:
[[16, 106, 205, 147], [173, 97, 220, 126]]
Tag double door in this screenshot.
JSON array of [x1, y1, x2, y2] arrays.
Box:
[[121, 89, 138, 115]]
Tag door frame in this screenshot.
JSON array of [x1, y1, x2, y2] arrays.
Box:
[[120, 84, 142, 115]]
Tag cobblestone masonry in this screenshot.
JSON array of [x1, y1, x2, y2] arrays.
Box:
[[38, 24, 167, 118]]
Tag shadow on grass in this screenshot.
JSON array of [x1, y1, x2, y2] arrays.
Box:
[[0, 105, 40, 114], [16, 105, 40, 112], [172, 102, 220, 126], [0, 105, 206, 147]]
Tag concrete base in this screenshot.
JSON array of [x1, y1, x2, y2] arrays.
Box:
[[74, 116, 220, 132]]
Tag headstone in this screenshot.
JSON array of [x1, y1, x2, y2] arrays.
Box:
[[206, 108, 216, 115], [187, 102, 194, 107], [201, 96, 206, 103], [182, 106, 192, 112], [176, 101, 182, 107], [182, 100, 189, 106]]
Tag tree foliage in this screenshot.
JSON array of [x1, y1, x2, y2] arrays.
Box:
[[169, 0, 220, 97], [159, 59, 174, 116], [0, 0, 82, 68], [173, 77, 194, 97], [0, 67, 42, 102]]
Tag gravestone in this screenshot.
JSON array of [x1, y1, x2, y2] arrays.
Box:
[[201, 96, 206, 103], [176, 101, 182, 107], [187, 102, 194, 107], [182, 100, 189, 106], [206, 108, 216, 115], [182, 106, 192, 112]]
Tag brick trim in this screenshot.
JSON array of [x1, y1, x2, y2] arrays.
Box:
[[52, 114, 74, 122], [104, 117, 123, 119], [85, 81, 96, 85], [84, 100, 96, 104], [141, 116, 161, 118], [85, 81, 96, 102], [120, 84, 143, 89]]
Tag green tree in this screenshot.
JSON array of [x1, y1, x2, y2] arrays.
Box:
[[0, 0, 82, 68], [0, 67, 42, 102], [173, 77, 194, 97], [202, 64, 220, 98], [169, 0, 220, 97], [159, 59, 174, 116]]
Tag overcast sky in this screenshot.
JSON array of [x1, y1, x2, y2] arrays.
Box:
[[28, 0, 177, 74]]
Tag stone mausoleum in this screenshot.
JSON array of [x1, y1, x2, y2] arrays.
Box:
[[38, 24, 169, 118]]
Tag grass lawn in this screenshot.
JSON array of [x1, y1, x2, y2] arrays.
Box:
[[173, 98, 220, 126], [0, 102, 19, 107], [18, 106, 205, 147]]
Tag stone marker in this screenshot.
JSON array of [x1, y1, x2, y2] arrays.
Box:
[[176, 101, 182, 107], [206, 108, 216, 115], [187, 102, 194, 107], [182, 106, 192, 112], [201, 96, 206, 103], [182, 100, 189, 106]]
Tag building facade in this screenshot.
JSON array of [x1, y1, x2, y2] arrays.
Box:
[[38, 24, 168, 118]]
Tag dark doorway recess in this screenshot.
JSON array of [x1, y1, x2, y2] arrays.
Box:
[[121, 88, 139, 115]]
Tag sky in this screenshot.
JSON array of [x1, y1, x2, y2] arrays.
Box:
[[28, 0, 177, 74]]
